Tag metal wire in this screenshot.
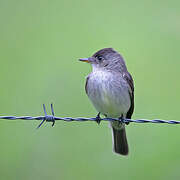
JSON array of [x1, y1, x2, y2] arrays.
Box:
[[0, 104, 179, 128]]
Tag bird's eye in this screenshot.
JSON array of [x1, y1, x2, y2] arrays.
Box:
[[96, 56, 103, 61]]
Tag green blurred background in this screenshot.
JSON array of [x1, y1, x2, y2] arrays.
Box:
[[0, 0, 180, 179]]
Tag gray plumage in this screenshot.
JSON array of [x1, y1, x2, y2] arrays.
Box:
[[80, 48, 134, 155]]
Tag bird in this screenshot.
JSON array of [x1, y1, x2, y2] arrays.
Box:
[[79, 48, 134, 155]]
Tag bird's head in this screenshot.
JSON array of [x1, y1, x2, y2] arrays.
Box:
[[79, 48, 126, 72]]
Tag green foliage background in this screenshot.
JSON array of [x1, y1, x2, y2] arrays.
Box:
[[0, 0, 180, 179]]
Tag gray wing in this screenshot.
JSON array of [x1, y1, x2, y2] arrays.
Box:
[[123, 72, 134, 119]]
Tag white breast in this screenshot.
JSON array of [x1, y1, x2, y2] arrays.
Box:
[[86, 69, 131, 118]]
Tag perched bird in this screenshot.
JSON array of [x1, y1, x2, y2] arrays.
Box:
[[79, 48, 134, 155]]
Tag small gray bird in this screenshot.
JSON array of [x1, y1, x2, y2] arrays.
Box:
[[79, 48, 134, 155]]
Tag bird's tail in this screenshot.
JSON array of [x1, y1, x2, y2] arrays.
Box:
[[112, 126, 129, 155]]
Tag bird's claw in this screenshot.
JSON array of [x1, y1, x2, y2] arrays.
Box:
[[118, 115, 125, 125], [95, 112, 101, 125]]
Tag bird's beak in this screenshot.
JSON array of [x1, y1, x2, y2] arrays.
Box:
[[79, 58, 90, 63]]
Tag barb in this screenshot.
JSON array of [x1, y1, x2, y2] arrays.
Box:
[[36, 104, 55, 129], [0, 104, 179, 128]]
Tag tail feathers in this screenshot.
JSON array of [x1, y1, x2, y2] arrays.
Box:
[[112, 127, 129, 155]]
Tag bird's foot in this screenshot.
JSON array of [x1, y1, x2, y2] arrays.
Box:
[[118, 115, 125, 125], [95, 112, 101, 125], [118, 115, 129, 125]]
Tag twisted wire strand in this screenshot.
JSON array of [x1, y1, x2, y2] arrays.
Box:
[[0, 104, 179, 128]]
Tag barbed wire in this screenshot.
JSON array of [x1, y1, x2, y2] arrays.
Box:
[[0, 104, 179, 129]]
